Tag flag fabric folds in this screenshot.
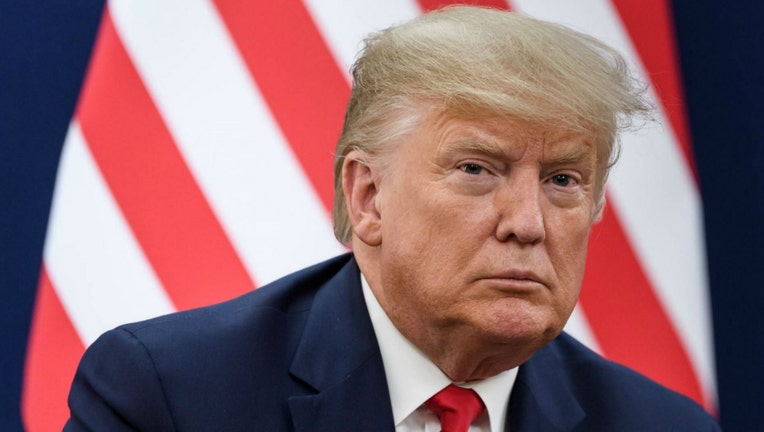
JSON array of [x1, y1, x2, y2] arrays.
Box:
[[22, 1, 717, 430]]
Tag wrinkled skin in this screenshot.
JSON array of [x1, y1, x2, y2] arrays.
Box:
[[344, 111, 600, 381]]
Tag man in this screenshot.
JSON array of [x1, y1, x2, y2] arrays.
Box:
[[65, 6, 720, 431]]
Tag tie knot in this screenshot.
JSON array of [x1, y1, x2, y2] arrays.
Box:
[[425, 384, 485, 432]]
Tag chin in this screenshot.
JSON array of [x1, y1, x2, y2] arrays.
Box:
[[477, 306, 564, 349], [465, 322, 558, 378]]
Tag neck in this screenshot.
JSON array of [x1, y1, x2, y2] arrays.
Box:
[[393, 317, 533, 382], [353, 243, 535, 382]]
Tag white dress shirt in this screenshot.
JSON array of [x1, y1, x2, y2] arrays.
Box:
[[361, 275, 518, 432]]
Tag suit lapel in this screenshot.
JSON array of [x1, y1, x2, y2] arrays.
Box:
[[285, 256, 586, 431], [288, 257, 394, 431], [508, 338, 586, 432]]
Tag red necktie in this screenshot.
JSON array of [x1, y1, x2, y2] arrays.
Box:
[[425, 384, 486, 432]]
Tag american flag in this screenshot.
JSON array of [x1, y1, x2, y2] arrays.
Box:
[[21, 0, 716, 429]]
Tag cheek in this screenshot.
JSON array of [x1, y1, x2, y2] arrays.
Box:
[[388, 184, 490, 245], [379, 194, 490, 303], [547, 211, 592, 289]]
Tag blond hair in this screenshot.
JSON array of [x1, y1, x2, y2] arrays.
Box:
[[333, 6, 651, 243]]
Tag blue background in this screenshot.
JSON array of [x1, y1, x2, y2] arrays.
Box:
[[1, 1, 762, 430]]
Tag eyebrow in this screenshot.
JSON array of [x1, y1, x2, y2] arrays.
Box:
[[542, 145, 596, 165], [443, 138, 515, 160], [444, 136, 596, 166]]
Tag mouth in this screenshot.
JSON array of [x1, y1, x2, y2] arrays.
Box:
[[479, 270, 547, 292]]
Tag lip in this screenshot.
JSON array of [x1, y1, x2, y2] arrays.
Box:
[[492, 269, 543, 282], [478, 270, 547, 291]]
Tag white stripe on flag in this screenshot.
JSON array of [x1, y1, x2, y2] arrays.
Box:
[[512, 0, 716, 401], [303, 0, 420, 79], [44, 122, 176, 346], [109, 0, 345, 286]]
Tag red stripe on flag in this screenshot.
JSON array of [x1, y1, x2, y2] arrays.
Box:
[[22, 269, 85, 431], [417, 0, 511, 12], [581, 202, 704, 405], [610, 0, 697, 179], [213, 0, 348, 212], [76, 11, 256, 311]]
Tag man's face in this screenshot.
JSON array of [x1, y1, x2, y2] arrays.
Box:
[[366, 112, 599, 376]]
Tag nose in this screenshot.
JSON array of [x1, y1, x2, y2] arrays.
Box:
[[493, 173, 546, 244]]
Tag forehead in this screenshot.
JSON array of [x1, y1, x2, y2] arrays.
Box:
[[423, 113, 597, 163]]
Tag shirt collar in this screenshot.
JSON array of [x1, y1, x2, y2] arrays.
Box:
[[361, 274, 517, 432]]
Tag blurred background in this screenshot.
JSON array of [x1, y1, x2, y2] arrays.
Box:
[[1, 1, 762, 430]]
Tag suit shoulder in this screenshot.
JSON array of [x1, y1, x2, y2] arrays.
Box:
[[78, 253, 355, 375], [67, 254, 357, 430], [119, 253, 354, 339], [540, 333, 719, 430]]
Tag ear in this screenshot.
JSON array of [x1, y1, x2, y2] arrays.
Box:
[[342, 151, 382, 246]]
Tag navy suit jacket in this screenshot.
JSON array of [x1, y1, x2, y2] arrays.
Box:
[[65, 254, 720, 431]]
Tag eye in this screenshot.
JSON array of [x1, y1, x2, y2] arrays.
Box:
[[551, 174, 573, 187], [460, 163, 484, 175]]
